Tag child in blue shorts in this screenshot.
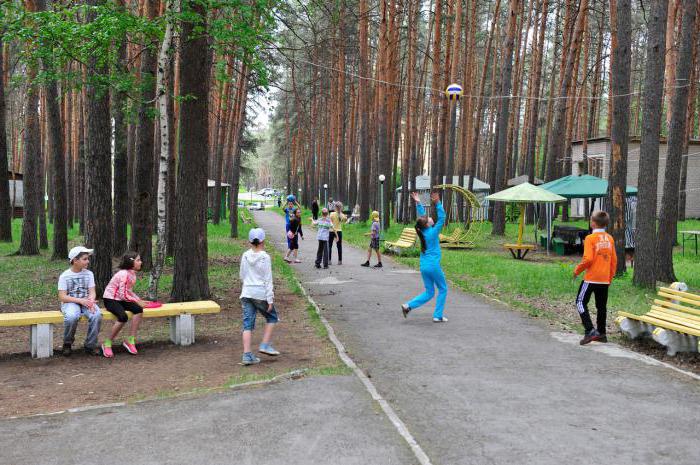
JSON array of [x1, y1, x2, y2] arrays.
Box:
[[239, 228, 280, 365]]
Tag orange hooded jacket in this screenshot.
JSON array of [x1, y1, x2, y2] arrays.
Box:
[[574, 229, 617, 284]]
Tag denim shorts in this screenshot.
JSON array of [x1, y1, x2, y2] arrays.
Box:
[[241, 297, 279, 331]]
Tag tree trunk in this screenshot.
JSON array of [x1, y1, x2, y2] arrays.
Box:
[[607, 0, 632, 276], [633, 0, 668, 288], [18, 66, 40, 255], [358, 0, 371, 221], [44, 66, 68, 259], [149, 0, 179, 299], [492, 0, 521, 236], [656, 0, 697, 282], [0, 33, 11, 242], [85, 0, 114, 295], [130, 0, 158, 271], [112, 7, 128, 257], [171, 0, 210, 301]]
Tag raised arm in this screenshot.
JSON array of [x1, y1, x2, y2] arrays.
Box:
[[435, 201, 446, 231]]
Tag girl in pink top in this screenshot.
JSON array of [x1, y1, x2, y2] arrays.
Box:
[[101, 252, 151, 357]]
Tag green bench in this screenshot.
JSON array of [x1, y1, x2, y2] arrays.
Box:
[[0, 301, 221, 358]]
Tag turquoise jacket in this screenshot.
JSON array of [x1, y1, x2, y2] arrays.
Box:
[[416, 201, 445, 267]]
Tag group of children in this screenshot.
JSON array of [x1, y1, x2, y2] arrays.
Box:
[[59, 190, 615, 367]]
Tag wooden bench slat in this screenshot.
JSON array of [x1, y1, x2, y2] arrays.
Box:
[[649, 307, 700, 327], [657, 291, 700, 308], [659, 287, 700, 303], [653, 299, 700, 317]]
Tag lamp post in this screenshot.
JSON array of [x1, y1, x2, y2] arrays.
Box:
[[298, 188, 302, 205], [323, 184, 328, 208], [379, 174, 386, 232]]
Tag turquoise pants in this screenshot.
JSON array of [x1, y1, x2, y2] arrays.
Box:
[[407, 266, 448, 319]]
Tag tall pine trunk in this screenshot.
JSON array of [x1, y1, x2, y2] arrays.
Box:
[[491, 0, 521, 235], [0, 33, 11, 242], [633, 0, 668, 288], [85, 0, 114, 294], [172, 0, 210, 301], [130, 0, 158, 271], [656, 0, 697, 282], [607, 0, 631, 275]]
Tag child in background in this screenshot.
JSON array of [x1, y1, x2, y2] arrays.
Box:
[[284, 195, 301, 252], [361, 211, 382, 268], [313, 208, 332, 269], [573, 210, 617, 345], [58, 246, 102, 356], [286, 208, 304, 263], [329, 202, 347, 265], [240, 228, 280, 365], [102, 252, 151, 357]]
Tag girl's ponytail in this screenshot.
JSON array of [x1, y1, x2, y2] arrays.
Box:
[[415, 217, 428, 253]]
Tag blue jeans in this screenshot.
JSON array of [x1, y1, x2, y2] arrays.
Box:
[[61, 302, 102, 348], [241, 298, 279, 331], [406, 267, 448, 319]]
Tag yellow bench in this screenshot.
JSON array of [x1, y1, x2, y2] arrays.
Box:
[[616, 286, 700, 356], [384, 228, 418, 254], [0, 300, 221, 358]]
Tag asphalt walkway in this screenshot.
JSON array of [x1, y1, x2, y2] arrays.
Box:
[[254, 211, 700, 465]]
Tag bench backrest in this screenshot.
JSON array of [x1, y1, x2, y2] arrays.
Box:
[[399, 228, 417, 242], [650, 288, 700, 330]]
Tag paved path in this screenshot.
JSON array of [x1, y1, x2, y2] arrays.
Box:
[[0, 376, 416, 465], [255, 211, 700, 465]]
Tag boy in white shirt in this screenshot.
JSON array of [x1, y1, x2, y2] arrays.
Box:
[[58, 246, 103, 356], [239, 228, 280, 365]]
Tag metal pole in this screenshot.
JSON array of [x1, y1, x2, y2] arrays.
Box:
[[380, 180, 384, 233]]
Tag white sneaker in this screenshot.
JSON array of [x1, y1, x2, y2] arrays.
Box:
[[433, 317, 448, 323]]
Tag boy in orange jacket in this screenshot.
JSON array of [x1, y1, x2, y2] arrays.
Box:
[[573, 211, 617, 345]]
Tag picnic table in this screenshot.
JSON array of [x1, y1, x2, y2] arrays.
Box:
[[680, 230, 700, 256], [553, 225, 588, 254]]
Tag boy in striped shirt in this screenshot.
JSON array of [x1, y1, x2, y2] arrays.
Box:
[[573, 211, 617, 345]]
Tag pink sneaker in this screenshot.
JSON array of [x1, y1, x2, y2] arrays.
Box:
[[123, 340, 138, 355], [102, 343, 113, 358]]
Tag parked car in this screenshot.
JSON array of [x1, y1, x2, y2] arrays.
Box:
[[247, 202, 265, 211]]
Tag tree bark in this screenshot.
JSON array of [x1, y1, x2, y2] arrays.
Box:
[[149, 0, 179, 299], [85, 0, 114, 295], [656, 0, 697, 282], [0, 32, 11, 242], [18, 64, 40, 255], [633, 0, 668, 288], [130, 0, 158, 271], [492, 0, 521, 236], [112, 2, 128, 257], [172, 0, 210, 301]]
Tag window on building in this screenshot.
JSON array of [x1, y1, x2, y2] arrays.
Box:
[[586, 154, 606, 178]]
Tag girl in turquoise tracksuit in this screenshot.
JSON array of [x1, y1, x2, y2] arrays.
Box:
[[402, 191, 449, 322]]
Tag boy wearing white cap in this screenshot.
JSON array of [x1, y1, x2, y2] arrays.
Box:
[[58, 246, 102, 356], [239, 228, 280, 365]]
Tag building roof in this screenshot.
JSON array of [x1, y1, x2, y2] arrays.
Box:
[[540, 174, 637, 198], [571, 136, 700, 146], [207, 179, 231, 188]]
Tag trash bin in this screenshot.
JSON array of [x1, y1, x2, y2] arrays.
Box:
[[552, 237, 566, 256], [540, 234, 547, 248]]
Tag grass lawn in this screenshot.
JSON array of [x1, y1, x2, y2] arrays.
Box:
[[272, 206, 700, 334]]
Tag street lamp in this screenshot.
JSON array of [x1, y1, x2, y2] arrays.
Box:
[[298, 188, 302, 205], [323, 184, 328, 208], [378, 174, 386, 232]]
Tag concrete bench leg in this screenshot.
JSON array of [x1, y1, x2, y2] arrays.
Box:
[[30, 324, 53, 359], [169, 314, 195, 346], [616, 317, 648, 339]]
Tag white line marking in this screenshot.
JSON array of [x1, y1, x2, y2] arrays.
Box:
[[294, 275, 433, 465], [550, 332, 700, 381]]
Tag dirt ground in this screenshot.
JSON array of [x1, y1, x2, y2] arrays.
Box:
[[0, 283, 339, 418]]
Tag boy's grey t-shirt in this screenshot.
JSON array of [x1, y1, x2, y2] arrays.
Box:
[[58, 269, 95, 299]]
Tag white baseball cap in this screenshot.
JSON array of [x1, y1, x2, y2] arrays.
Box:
[[68, 246, 94, 261], [248, 228, 266, 243]]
